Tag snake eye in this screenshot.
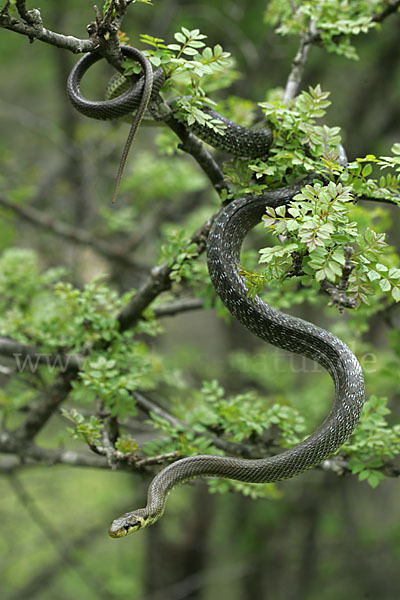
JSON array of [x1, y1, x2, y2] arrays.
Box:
[[125, 520, 141, 532]]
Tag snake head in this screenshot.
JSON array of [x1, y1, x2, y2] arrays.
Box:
[[108, 513, 147, 538]]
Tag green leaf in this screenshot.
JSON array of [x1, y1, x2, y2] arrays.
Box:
[[174, 32, 186, 44], [362, 163, 373, 177], [188, 40, 206, 48], [391, 287, 400, 302], [392, 143, 400, 156], [375, 263, 388, 272], [388, 268, 400, 279], [367, 270, 380, 282], [379, 279, 391, 292], [367, 471, 386, 488], [182, 47, 200, 56]]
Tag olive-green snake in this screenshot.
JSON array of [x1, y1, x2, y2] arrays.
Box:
[[67, 47, 365, 538]]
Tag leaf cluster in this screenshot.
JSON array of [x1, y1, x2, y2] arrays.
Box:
[[248, 85, 342, 189], [247, 180, 399, 308], [76, 346, 155, 419], [264, 0, 382, 60], [61, 408, 102, 446], [342, 144, 400, 202], [139, 28, 233, 137], [344, 395, 400, 488], [158, 228, 200, 283], [0, 251, 163, 419], [142, 379, 305, 457]]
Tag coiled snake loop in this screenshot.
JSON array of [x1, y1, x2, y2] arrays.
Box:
[[66, 45, 273, 160]]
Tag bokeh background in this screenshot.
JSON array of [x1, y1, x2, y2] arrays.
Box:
[[1, 1, 400, 599]]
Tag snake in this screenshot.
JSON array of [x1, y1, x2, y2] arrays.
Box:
[[66, 45, 273, 161], [107, 186, 365, 537], [66, 46, 365, 538]]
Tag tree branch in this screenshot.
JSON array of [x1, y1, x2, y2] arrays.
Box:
[[164, 114, 229, 196], [13, 373, 76, 442], [0, 432, 111, 469], [117, 214, 214, 330], [0, 337, 41, 359], [2, 427, 400, 480], [283, 20, 317, 104], [0, 0, 137, 68], [0, 7, 94, 52], [0, 337, 83, 371], [0, 193, 144, 269], [372, 0, 400, 23]]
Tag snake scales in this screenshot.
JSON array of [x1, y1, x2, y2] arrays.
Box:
[[67, 47, 365, 537], [67, 45, 273, 158]]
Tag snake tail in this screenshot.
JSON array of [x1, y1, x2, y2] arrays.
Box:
[[67, 46, 164, 202], [108, 186, 365, 538], [110, 53, 153, 203]]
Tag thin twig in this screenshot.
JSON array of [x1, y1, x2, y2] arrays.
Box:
[[100, 407, 120, 469], [15, 0, 33, 23], [358, 194, 400, 206], [0, 194, 142, 268], [133, 391, 260, 458], [133, 390, 184, 430], [283, 19, 317, 104], [0, 432, 111, 469], [338, 247, 354, 292], [135, 451, 179, 468], [117, 215, 214, 330], [153, 298, 205, 318]]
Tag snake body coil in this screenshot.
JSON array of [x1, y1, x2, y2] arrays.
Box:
[[108, 187, 365, 537], [66, 47, 273, 159], [67, 46, 165, 120]]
